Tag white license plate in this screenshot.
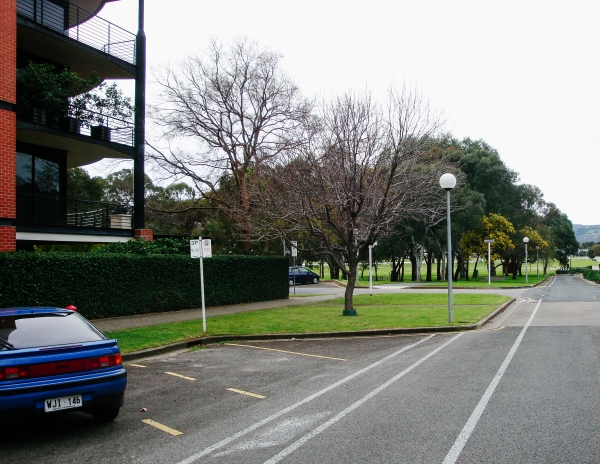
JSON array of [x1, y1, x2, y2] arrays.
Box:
[[44, 394, 82, 412]]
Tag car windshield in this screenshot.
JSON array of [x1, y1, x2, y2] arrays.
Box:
[[0, 312, 105, 350]]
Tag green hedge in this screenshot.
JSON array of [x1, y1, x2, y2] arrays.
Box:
[[0, 253, 288, 319], [583, 269, 600, 284]]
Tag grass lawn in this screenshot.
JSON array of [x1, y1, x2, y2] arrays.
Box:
[[108, 293, 512, 353], [307, 256, 600, 287]]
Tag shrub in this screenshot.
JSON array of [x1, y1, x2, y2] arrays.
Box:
[[583, 269, 600, 284], [0, 252, 288, 319]]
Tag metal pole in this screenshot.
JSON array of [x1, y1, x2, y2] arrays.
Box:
[[525, 243, 528, 283], [446, 190, 453, 323], [199, 236, 206, 332], [488, 241, 491, 285], [133, 0, 146, 230], [369, 245, 373, 296], [536, 248, 539, 278]]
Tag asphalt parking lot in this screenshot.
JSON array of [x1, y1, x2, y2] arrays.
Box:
[[2, 334, 431, 463]]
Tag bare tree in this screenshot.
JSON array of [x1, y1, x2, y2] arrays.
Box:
[[256, 87, 449, 314], [149, 38, 312, 249]]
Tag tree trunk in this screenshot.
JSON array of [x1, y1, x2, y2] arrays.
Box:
[[410, 249, 418, 281], [426, 248, 433, 282], [472, 256, 479, 279]]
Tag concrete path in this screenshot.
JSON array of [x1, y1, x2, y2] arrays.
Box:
[[91, 295, 339, 332]]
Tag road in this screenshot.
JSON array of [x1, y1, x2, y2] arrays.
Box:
[[4, 275, 600, 463]]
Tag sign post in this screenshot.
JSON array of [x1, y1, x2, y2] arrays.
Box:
[[369, 241, 377, 296], [291, 241, 297, 294], [484, 239, 494, 285], [190, 237, 211, 332]]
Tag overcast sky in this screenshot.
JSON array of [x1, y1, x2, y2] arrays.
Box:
[[97, 0, 600, 225]]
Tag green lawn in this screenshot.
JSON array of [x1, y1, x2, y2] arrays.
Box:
[[108, 293, 511, 353], [311, 259, 565, 287]]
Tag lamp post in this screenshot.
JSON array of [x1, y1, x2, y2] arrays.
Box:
[[484, 239, 495, 285], [440, 173, 457, 323], [523, 236, 529, 283], [536, 246, 539, 278], [369, 241, 377, 296]]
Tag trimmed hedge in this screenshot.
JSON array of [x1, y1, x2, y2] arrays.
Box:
[[0, 253, 289, 319], [583, 269, 600, 284]]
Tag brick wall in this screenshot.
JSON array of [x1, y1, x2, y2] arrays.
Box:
[[0, 0, 16, 252], [0, 0, 16, 103]]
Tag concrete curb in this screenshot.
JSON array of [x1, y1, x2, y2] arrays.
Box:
[[121, 297, 516, 362]]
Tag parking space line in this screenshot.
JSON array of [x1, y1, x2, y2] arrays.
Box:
[[142, 419, 184, 436], [165, 371, 197, 381], [127, 363, 147, 368], [225, 343, 348, 361], [227, 388, 266, 399]]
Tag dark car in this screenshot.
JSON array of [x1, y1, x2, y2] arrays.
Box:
[[289, 266, 320, 285], [0, 307, 127, 422]]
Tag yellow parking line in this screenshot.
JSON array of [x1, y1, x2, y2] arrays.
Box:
[[142, 419, 183, 436], [127, 363, 147, 368], [165, 371, 196, 381], [227, 388, 266, 399], [225, 343, 348, 361]]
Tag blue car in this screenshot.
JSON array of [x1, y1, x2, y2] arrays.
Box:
[[0, 307, 127, 422], [289, 266, 320, 285]]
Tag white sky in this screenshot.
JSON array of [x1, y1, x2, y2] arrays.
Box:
[[94, 0, 600, 225]]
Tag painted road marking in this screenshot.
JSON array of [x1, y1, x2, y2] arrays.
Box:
[[227, 388, 266, 399], [442, 299, 542, 464], [263, 333, 464, 464], [175, 334, 437, 464], [213, 412, 331, 457], [226, 343, 348, 361], [127, 363, 147, 368], [142, 419, 184, 436], [165, 371, 197, 381]]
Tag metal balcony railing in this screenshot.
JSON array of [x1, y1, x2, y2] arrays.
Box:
[[17, 103, 134, 147], [17, 0, 136, 65], [16, 193, 133, 230]]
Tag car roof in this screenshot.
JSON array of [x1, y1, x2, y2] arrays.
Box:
[[0, 307, 74, 317]]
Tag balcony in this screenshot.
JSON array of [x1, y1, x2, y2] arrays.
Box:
[[17, 0, 136, 65], [16, 193, 133, 230], [17, 103, 134, 146], [17, 102, 135, 167]]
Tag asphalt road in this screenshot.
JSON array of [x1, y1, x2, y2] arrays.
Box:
[[4, 275, 600, 463]]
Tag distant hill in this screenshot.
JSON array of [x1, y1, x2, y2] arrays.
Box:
[[573, 224, 600, 244]]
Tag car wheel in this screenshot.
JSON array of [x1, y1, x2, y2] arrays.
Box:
[[92, 407, 120, 423], [289, 279, 294, 286], [312, 277, 319, 284]]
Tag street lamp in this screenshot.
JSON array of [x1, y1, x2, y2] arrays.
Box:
[[523, 236, 529, 283], [484, 239, 495, 285], [536, 246, 540, 278], [440, 173, 457, 323], [369, 241, 377, 296]]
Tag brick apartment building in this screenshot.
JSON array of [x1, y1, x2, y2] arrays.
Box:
[[0, 0, 149, 252]]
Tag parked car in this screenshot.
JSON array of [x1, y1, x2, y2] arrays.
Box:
[[289, 266, 320, 285], [0, 307, 127, 422]]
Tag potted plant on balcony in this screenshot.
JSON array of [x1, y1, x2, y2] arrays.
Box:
[[72, 82, 134, 142], [16, 62, 134, 139]]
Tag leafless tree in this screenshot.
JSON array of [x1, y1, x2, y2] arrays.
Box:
[[148, 38, 312, 249], [255, 87, 449, 313]]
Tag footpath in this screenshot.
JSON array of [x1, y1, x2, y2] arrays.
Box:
[[91, 295, 339, 332]]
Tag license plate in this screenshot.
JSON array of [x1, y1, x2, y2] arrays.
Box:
[[44, 394, 82, 412]]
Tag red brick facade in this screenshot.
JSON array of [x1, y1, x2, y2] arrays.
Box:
[[0, 0, 16, 252], [134, 229, 154, 241], [0, 0, 16, 104]]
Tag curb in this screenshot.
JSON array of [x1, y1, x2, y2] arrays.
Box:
[[121, 297, 516, 362]]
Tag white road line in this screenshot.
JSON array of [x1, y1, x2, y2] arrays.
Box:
[[176, 334, 437, 464], [263, 333, 464, 464], [442, 299, 542, 464]]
